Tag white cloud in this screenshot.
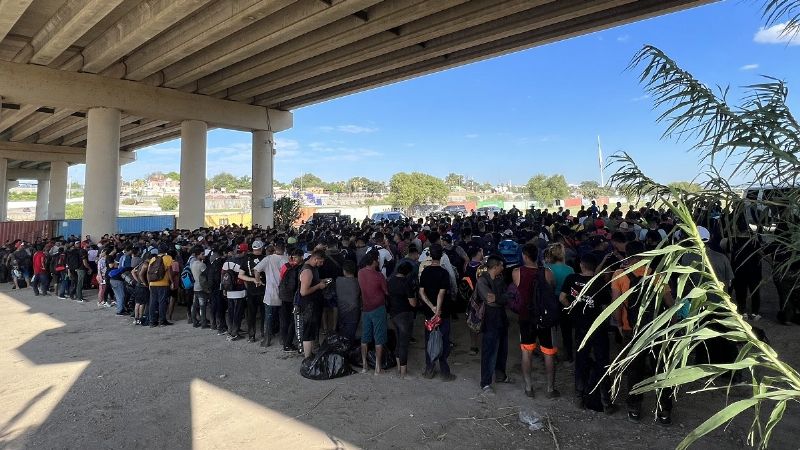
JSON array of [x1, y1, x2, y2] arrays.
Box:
[[754, 23, 800, 46], [631, 94, 651, 102], [464, 133, 479, 139], [319, 124, 378, 134], [617, 35, 630, 43], [739, 63, 759, 71]]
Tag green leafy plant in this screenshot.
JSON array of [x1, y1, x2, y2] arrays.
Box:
[[157, 195, 178, 211], [580, 25, 800, 449], [273, 196, 300, 230]]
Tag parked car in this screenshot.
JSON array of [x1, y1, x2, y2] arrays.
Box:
[[476, 206, 502, 216], [371, 211, 407, 222], [440, 205, 467, 217]]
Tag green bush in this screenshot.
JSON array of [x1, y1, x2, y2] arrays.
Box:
[[121, 198, 137, 205], [157, 195, 178, 211]]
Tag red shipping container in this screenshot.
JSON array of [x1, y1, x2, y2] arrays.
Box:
[[0, 220, 54, 246]]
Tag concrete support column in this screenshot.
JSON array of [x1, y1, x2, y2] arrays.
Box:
[[0, 158, 7, 222], [251, 130, 275, 228], [48, 160, 68, 220], [178, 120, 207, 230], [82, 107, 120, 240], [35, 179, 50, 221]]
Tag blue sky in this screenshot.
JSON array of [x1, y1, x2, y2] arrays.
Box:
[[69, 0, 799, 186]]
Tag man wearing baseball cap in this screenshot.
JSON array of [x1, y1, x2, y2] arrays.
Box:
[[239, 240, 266, 343]]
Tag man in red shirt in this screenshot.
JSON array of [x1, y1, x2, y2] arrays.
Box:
[[31, 244, 50, 296], [358, 251, 388, 375]]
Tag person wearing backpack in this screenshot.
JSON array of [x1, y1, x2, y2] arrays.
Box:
[[238, 241, 266, 343], [512, 243, 559, 399], [477, 255, 512, 394], [612, 241, 674, 426], [144, 243, 175, 327], [209, 245, 228, 334], [254, 242, 289, 347], [189, 245, 210, 329], [222, 243, 247, 341], [109, 247, 133, 315], [278, 248, 304, 352]]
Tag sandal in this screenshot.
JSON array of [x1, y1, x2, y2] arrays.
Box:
[[498, 375, 514, 384]]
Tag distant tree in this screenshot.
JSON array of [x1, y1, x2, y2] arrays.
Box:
[[165, 171, 180, 181], [364, 179, 386, 194], [388, 172, 448, 208], [207, 172, 239, 191], [121, 198, 137, 205], [445, 173, 464, 188], [273, 196, 300, 229], [578, 180, 615, 199], [527, 174, 569, 205], [158, 195, 178, 211], [667, 181, 702, 193], [291, 173, 324, 189]]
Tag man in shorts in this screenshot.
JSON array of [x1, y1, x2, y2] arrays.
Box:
[[358, 251, 388, 375], [513, 244, 559, 398], [298, 250, 330, 358]]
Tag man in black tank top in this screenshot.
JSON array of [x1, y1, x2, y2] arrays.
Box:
[[298, 250, 331, 357]]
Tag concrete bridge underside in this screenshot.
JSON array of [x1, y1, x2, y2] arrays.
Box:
[[0, 0, 713, 235]]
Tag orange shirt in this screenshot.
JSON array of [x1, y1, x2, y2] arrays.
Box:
[[613, 266, 672, 331]]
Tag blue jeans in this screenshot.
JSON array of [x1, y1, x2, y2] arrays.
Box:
[[425, 317, 452, 375], [480, 309, 509, 388], [110, 279, 126, 313], [149, 286, 170, 325], [31, 273, 50, 295], [58, 273, 70, 297]]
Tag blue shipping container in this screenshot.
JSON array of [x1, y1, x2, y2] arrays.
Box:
[[53, 216, 176, 238]]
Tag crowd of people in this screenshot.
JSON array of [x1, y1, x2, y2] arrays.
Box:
[[3, 200, 798, 427]]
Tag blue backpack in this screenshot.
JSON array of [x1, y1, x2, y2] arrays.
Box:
[[498, 239, 522, 266], [180, 263, 194, 290]]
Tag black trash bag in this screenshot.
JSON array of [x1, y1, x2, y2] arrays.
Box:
[[300, 334, 356, 380]]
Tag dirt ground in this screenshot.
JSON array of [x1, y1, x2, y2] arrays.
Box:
[[1, 276, 798, 450]]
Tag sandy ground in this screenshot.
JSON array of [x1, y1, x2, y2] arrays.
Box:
[[0, 278, 798, 450]]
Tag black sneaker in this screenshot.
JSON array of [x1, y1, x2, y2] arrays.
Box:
[[657, 412, 672, 427], [282, 345, 295, 353], [604, 404, 619, 415], [627, 411, 641, 424], [161, 321, 174, 326], [248, 337, 257, 343]]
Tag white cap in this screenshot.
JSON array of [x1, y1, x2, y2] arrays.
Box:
[[697, 226, 711, 242], [252, 240, 265, 250]]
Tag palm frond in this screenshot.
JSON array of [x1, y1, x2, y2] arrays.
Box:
[[763, 0, 800, 36], [584, 155, 800, 449]]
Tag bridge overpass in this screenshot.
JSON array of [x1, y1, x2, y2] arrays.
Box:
[[0, 0, 712, 237]]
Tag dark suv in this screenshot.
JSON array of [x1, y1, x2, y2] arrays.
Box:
[[441, 205, 468, 217]]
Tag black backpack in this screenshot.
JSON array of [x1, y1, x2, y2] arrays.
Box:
[[529, 267, 561, 329], [443, 247, 465, 278], [209, 257, 225, 290], [278, 263, 301, 304], [221, 261, 243, 292]]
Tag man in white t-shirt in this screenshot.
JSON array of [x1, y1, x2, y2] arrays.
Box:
[[222, 243, 248, 341], [367, 232, 393, 277], [254, 242, 289, 347]]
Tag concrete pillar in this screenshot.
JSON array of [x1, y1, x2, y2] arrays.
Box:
[[178, 120, 207, 229], [35, 179, 50, 221], [0, 158, 7, 221], [48, 160, 68, 220], [251, 130, 275, 228], [82, 107, 120, 240]]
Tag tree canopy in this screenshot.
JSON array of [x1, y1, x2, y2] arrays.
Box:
[[388, 172, 448, 208], [577, 180, 615, 199], [526, 174, 569, 205]]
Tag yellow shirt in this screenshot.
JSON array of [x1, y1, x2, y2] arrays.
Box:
[[148, 254, 174, 287]]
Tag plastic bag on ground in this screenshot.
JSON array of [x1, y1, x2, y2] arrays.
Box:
[[519, 409, 543, 431], [299, 334, 356, 380], [427, 328, 443, 362]]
